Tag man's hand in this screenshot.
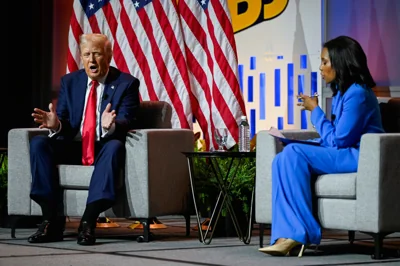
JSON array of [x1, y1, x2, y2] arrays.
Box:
[[101, 103, 116, 130], [32, 103, 60, 130], [297, 93, 319, 111]]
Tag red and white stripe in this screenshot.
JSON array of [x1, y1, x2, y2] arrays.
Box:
[[66, 0, 245, 143], [178, 0, 246, 150], [67, 0, 193, 129], [67, 1, 121, 73]]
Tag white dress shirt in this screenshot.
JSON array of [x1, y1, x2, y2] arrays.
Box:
[[49, 75, 115, 139]]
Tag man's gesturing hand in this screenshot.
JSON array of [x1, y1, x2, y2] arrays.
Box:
[[101, 103, 116, 130], [32, 103, 60, 130]]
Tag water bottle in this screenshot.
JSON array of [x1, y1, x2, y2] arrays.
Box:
[[238, 116, 250, 152]]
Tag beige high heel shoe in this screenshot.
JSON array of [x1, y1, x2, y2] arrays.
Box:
[[258, 239, 306, 257]]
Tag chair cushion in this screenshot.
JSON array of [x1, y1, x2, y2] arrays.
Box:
[[58, 165, 93, 189], [314, 173, 356, 199]]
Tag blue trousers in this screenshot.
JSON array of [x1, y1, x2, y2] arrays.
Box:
[[29, 135, 125, 206], [270, 143, 358, 245]]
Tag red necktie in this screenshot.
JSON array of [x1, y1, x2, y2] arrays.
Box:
[[82, 80, 98, 165]]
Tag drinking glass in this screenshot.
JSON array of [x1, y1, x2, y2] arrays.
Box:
[[214, 128, 228, 152]]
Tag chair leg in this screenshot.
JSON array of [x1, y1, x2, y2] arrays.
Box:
[[184, 213, 191, 237], [9, 215, 22, 238], [348, 230, 355, 244], [371, 232, 384, 259], [362, 231, 392, 259], [259, 223, 265, 248], [136, 218, 153, 243], [9, 215, 41, 238]]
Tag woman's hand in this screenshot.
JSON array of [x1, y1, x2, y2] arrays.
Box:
[[297, 93, 319, 111]]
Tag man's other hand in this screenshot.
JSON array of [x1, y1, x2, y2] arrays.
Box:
[[32, 103, 60, 130], [101, 103, 116, 130]]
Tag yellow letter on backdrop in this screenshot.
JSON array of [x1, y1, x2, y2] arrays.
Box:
[[229, 0, 261, 33], [263, 0, 288, 20]]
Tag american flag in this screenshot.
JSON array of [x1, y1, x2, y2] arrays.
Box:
[[178, 0, 246, 149], [67, 0, 245, 149]]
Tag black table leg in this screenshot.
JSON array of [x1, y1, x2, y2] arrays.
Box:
[[185, 153, 255, 245]]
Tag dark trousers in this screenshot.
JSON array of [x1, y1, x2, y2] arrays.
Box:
[[29, 135, 125, 208]]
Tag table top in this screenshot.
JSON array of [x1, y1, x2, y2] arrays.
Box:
[[182, 151, 256, 158]]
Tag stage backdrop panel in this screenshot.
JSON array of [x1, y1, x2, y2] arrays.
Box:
[[194, 0, 322, 138]]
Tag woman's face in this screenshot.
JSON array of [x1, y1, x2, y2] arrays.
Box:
[[319, 47, 336, 83]]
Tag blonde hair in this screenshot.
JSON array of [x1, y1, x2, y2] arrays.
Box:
[[79, 33, 112, 58]]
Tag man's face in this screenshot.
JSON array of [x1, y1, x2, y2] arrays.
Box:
[[80, 39, 110, 81], [319, 47, 336, 84]]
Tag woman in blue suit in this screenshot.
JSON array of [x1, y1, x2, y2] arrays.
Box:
[[259, 36, 384, 256]]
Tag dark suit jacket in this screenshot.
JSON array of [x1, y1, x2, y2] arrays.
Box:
[[56, 66, 140, 142]]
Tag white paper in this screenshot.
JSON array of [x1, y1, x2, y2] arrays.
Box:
[[267, 127, 286, 138]]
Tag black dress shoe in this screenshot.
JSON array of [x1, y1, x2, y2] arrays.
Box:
[[28, 220, 64, 243], [77, 221, 96, 245]]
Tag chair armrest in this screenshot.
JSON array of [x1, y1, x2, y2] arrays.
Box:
[[7, 128, 48, 215], [124, 128, 194, 218], [356, 133, 400, 232], [255, 129, 319, 224], [255, 130, 279, 224]]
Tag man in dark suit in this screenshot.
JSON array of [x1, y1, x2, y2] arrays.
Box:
[[28, 33, 140, 245]]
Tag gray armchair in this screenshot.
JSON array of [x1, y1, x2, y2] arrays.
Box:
[[8, 101, 194, 242], [255, 129, 400, 259]]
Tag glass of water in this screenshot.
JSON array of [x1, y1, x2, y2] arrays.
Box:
[[214, 128, 228, 152]]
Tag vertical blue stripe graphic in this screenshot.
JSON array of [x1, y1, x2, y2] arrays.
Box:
[[248, 76, 253, 102], [250, 109, 256, 138], [298, 74, 307, 128], [287, 63, 294, 124], [238, 64, 244, 94], [300, 55, 307, 69], [298, 74, 305, 99], [260, 73, 266, 120], [250, 56, 256, 70], [275, 69, 281, 106], [277, 117, 284, 130], [311, 72, 317, 95], [301, 110, 307, 129]]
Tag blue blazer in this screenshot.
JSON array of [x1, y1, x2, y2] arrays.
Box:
[[56, 66, 140, 142], [311, 83, 384, 149]]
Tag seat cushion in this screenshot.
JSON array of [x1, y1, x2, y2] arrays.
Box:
[[58, 165, 93, 189], [314, 173, 356, 199]]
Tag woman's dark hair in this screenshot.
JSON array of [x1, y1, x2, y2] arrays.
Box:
[[323, 35, 376, 96]]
